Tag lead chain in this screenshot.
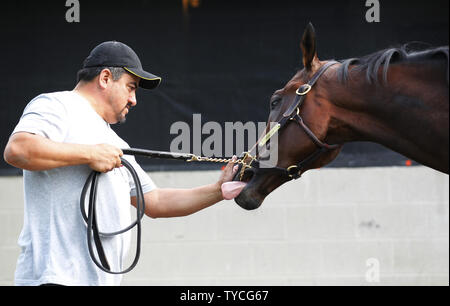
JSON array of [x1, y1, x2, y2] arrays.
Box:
[[187, 152, 255, 180]]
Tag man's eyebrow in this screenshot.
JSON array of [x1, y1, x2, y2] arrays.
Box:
[[129, 81, 138, 88]]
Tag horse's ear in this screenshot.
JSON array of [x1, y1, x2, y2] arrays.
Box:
[[301, 22, 319, 70]]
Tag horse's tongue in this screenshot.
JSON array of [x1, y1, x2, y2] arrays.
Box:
[[221, 181, 247, 200]]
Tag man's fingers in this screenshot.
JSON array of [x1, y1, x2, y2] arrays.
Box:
[[224, 156, 237, 171]]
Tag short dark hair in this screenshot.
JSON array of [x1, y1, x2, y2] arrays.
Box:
[[76, 66, 126, 83]]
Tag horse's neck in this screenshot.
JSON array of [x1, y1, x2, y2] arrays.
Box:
[[326, 62, 449, 172]]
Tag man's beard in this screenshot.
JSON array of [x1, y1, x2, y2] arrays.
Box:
[[117, 104, 131, 124], [117, 113, 127, 124]]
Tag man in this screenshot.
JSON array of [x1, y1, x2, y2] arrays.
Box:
[[3, 41, 238, 286]]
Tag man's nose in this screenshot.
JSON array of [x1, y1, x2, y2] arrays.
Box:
[[128, 93, 137, 106]]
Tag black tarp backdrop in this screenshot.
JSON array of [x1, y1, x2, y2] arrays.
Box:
[[0, 0, 448, 174]]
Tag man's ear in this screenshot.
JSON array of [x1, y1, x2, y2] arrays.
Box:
[[301, 22, 320, 71], [98, 68, 112, 89]]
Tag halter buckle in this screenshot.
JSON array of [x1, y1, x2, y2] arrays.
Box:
[[286, 165, 300, 178], [296, 84, 312, 96]]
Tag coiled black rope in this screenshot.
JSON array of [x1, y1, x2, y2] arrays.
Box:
[[80, 157, 145, 274]]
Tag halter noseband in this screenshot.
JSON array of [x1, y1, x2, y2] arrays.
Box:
[[239, 61, 340, 181]]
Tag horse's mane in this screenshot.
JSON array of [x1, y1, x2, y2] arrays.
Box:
[[337, 43, 449, 85]]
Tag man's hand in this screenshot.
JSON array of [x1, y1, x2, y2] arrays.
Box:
[[88, 144, 123, 173], [217, 155, 239, 186]]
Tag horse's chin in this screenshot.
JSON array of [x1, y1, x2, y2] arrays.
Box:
[[234, 186, 265, 210]]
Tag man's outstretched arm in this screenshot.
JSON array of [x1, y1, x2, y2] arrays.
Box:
[[131, 158, 238, 218]]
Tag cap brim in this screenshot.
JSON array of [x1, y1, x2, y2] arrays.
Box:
[[123, 67, 161, 90]]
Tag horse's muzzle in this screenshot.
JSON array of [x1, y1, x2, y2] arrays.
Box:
[[232, 163, 266, 210]]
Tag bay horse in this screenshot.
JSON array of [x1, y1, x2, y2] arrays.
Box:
[[234, 23, 449, 210]]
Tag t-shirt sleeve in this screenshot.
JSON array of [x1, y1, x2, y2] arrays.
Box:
[[124, 154, 157, 196], [12, 94, 68, 142]]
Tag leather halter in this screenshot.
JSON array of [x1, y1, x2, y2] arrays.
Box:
[[243, 61, 340, 181]]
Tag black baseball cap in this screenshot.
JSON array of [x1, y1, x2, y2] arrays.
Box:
[[83, 41, 161, 90]]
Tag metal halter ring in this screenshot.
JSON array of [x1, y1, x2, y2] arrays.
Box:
[[289, 107, 300, 121], [286, 165, 299, 178], [296, 84, 312, 96]]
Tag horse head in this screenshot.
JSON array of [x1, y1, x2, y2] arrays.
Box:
[[234, 23, 343, 210]]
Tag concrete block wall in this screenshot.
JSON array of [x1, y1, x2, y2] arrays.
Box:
[[0, 166, 448, 286]]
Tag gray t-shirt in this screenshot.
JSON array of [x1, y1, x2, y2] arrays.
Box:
[[11, 91, 156, 286]]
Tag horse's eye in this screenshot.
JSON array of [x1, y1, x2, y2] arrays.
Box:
[[270, 98, 281, 109]]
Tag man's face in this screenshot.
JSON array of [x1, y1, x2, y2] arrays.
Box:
[[106, 71, 139, 124]]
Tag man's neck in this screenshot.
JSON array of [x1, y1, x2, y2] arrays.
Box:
[[73, 83, 108, 122]]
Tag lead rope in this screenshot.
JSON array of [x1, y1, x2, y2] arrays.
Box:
[[80, 148, 254, 274], [80, 158, 145, 274]]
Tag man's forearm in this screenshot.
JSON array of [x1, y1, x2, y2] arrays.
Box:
[[143, 183, 224, 218], [4, 132, 92, 171]]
